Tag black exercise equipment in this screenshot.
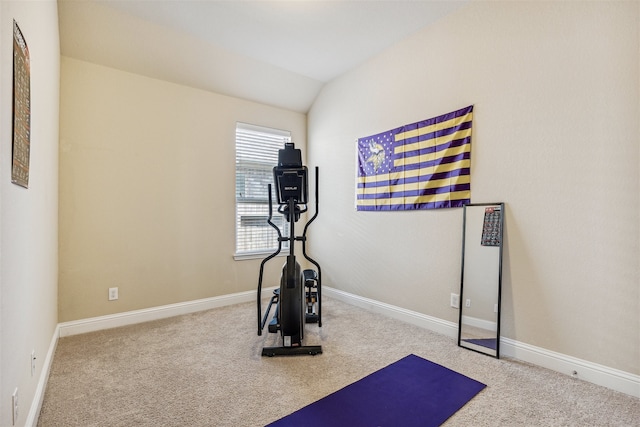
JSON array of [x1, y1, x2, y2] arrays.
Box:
[[257, 142, 322, 357]]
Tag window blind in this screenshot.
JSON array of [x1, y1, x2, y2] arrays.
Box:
[[235, 122, 291, 256]]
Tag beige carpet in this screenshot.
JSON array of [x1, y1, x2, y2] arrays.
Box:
[[38, 297, 639, 426]]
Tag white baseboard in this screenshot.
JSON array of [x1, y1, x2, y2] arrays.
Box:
[[59, 288, 274, 337], [323, 287, 458, 338], [500, 337, 640, 398], [461, 314, 497, 332], [26, 323, 60, 427], [324, 287, 640, 398], [43, 286, 639, 406]]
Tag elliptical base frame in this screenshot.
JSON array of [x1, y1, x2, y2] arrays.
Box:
[[261, 345, 322, 357]]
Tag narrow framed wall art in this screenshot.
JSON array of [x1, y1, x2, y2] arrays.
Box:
[[12, 19, 31, 188]]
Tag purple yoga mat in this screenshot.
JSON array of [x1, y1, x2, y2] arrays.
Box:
[[267, 354, 486, 427]]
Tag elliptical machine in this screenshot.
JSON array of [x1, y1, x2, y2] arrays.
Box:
[[257, 142, 322, 357]]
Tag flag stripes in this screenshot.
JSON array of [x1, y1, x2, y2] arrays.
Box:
[[357, 105, 473, 211], [357, 173, 470, 195]]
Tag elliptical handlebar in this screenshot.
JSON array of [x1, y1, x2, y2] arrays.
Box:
[[257, 184, 283, 335], [302, 166, 319, 236], [301, 166, 322, 327]]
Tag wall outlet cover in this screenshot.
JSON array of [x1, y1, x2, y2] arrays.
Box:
[[450, 293, 460, 309]]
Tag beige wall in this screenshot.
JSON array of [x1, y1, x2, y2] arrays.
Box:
[[58, 57, 306, 322], [0, 1, 59, 425], [307, 1, 639, 375]]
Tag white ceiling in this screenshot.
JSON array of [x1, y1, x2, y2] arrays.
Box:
[[58, 0, 467, 112]]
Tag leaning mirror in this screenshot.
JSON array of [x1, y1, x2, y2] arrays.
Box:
[[458, 203, 504, 358]]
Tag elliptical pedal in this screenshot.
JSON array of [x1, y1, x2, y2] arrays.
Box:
[[268, 288, 280, 333], [303, 269, 319, 323]]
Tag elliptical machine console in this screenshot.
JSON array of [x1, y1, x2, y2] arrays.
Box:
[[257, 143, 322, 357]]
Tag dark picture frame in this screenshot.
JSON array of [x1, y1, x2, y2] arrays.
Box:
[[12, 19, 31, 188]]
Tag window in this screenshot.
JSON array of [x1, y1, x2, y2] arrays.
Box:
[[235, 122, 291, 258]]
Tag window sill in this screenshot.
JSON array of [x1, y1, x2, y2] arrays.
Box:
[[233, 251, 287, 261]]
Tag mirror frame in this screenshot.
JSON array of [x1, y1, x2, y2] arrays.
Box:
[[458, 202, 504, 358]]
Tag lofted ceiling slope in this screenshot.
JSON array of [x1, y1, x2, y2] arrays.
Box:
[[58, 0, 467, 113]]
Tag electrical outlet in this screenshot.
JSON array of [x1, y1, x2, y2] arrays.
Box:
[[108, 287, 119, 301], [450, 293, 459, 308], [31, 350, 36, 377], [465, 298, 471, 308], [12, 387, 18, 426]]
